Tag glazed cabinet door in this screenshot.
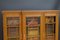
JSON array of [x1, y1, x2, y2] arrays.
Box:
[[2, 11, 22, 40], [22, 10, 43, 40], [44, 12, 59, 40]]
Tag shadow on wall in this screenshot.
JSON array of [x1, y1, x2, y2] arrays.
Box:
[[0, 12, 3, 40], [59, 13, 60, 40]]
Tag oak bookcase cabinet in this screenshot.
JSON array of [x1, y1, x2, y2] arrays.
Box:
[[2, 10, 59, 40]]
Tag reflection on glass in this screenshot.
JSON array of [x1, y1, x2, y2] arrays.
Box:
[[7, 17, 19, 27], [45, 16, 56, 40], [26, 17, 40, 40], [7, 27, 19, 38], [45, 16, 55, 23], [7, 17, 20, 40], [45, 24, 54, 34]]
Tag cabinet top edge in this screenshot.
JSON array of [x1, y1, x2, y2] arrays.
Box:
[[2, 10, 22, 12], [1, 10, 60, 13], [22, 10, 60, 12]]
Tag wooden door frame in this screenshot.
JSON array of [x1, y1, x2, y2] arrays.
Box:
[[22, 10, 43, 40], [2, 10, 22, 40], [44, 11, 59, 40]]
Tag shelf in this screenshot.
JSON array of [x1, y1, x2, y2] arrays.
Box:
[[46, 34, 54, 36], [8, 34, 20, 38], [27, 36, 40, 40], [8, 38, 19, 40], [46, 22, 56, 24], [28, 29, 39, 31], [7, 26, 19, 28], [27, 35, 40, 37], [8, 36, 20, 38], [26, 24, 40, 27]]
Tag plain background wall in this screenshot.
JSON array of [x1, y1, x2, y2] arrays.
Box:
[[0, 0, 60, 10], [0, 0, 60, 40]]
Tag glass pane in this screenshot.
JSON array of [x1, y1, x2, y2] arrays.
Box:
[[7, 17, 19, 27], [45, 24, 54, 34], [7, 27, 19, 38], [45, 16, 56, 40], [45, 16, 56, 23], [7, 17, 20, 40], [26, 17, 40, 40]]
